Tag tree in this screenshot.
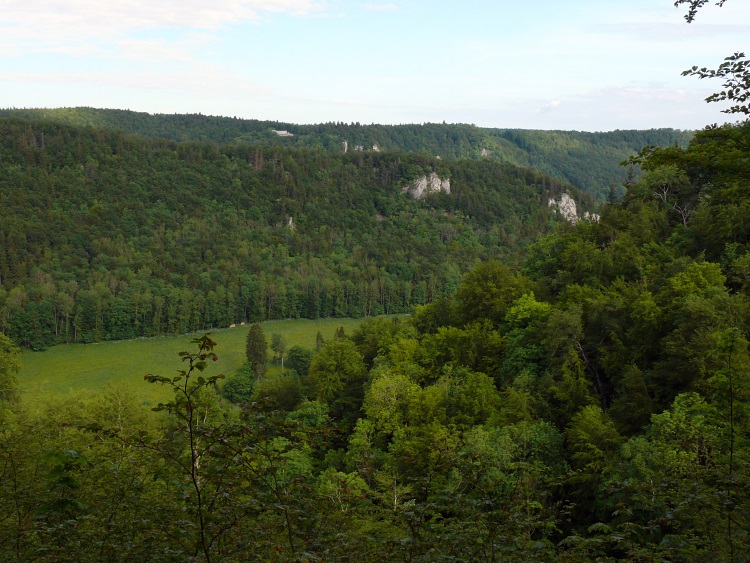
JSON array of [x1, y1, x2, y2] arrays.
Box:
[[287, 345, 313, 377], [676, 0, 750, 115], [140, 334, 228, 562], [222, 361, 255, 404], [0, 333, 21, 404], [674, 0, 729, 23], [307, 339, 367, 427], [683, 53, 750, 116], [315, 330, 325, 351], [245, 323, 267, 377], [271, 333, 288, 371], [455, 261, 533, 327]]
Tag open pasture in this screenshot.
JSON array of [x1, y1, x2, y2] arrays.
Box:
[[18, 317, 368, 407]]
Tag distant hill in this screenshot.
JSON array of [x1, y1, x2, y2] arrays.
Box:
[[0, 116, 592, 349], [0, 107, 693, 200]]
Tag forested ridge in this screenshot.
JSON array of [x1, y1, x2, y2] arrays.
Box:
[[0, 116, 589, 349], [1, 119, 749, 561], [3, 0, 750, 558], [0, 107, 693, 199]]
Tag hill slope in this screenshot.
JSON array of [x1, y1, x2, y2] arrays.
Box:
[[0, 116, 590, 348], [0, 107, 693, 199]]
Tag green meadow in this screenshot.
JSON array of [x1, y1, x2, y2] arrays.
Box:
[[18, 318, 369, 407]]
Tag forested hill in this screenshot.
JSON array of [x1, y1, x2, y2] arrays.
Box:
[[0, 116, 591, 349], [0, 107, 693, 199], [1, 121, 749, 561]]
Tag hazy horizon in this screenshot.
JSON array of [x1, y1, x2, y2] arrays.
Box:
[[2, 1, 748, 132]]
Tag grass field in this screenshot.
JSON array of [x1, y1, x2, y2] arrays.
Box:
[[18, 318, 370, 407]]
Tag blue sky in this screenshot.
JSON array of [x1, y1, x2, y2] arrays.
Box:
[[1, 0, 748, 131]]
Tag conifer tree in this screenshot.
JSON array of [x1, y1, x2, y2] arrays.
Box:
[[245, 323, 267, 377]]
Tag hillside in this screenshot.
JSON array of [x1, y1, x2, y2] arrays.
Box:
[[0, 116, 592, 349], [0, 107, 693, 200], [1, 120, 749, 561]]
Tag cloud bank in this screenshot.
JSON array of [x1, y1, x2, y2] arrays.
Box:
[[0, 0, 327, 54]]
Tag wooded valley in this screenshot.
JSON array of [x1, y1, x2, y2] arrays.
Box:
[[1, 109, 749, 560]]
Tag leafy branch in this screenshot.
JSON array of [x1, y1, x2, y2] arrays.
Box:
[[674, 0, 729, 23], [683, 53, 750, 115]]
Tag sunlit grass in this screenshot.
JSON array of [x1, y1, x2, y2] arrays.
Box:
[[18, 317, 371, 407]]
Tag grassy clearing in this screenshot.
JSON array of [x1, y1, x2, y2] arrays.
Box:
[[18, 317, 370, 407]]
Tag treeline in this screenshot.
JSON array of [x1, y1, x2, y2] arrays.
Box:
[[1, 121, 748, 561], [0, 117, 582, 349], [0, 107, 693, 198]]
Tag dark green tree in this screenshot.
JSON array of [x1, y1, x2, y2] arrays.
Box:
[[287, 345, 313, 377], [0, 333, 21, 404], [245, 323, 267, 377], [222, 361, 256, 404], [307, 339, 367, 428]]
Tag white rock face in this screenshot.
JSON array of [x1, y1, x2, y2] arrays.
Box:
[[402, 173, 451, 200], [548, 193, 580, 224], [583, 211, 601, 222], [548, 193, 599, 224]]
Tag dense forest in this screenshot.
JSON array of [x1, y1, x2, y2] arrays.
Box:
[[1, 118, 749, 560], [0, 107, 693, 199], [0, 116, 594, 350]]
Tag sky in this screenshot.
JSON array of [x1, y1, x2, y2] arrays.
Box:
[[1, 0, 749, 131]]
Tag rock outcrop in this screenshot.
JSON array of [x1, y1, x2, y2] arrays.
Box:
[[402, 173, 451, 200], [548, 193, 599, 224], [548, 193, 579, 224]]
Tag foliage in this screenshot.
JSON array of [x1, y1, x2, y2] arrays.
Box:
[[0, 117, 593, 349], [674, 0, 729, 23], [245, 323, 267, 377], [683, 52, 750, 115], [222, 361, 255, 404], [5, 14, 750, 552], [0, 107, 693, 197], [0, 333, 21, 403], [286, 344, 313, 377]]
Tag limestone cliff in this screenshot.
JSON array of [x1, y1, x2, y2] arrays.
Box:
[[548, 193, 599, 224], [402, 173, 451, 200]]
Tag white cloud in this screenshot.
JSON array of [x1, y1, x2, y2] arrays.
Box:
[[116, 35, 214, 64], [0, 0, 328, 55], [0, 68, 271, 97], [363, 3, 397, 11]]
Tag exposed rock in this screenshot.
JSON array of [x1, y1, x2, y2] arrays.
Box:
[[287, 217, 295, 230], [480, 148, 492, 157], [548, 193, 599, 224], [583, 211, 600, 222], [342, 140, 348, 153], [548, 193, 579, 224], [402, 173, 451, 200]]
